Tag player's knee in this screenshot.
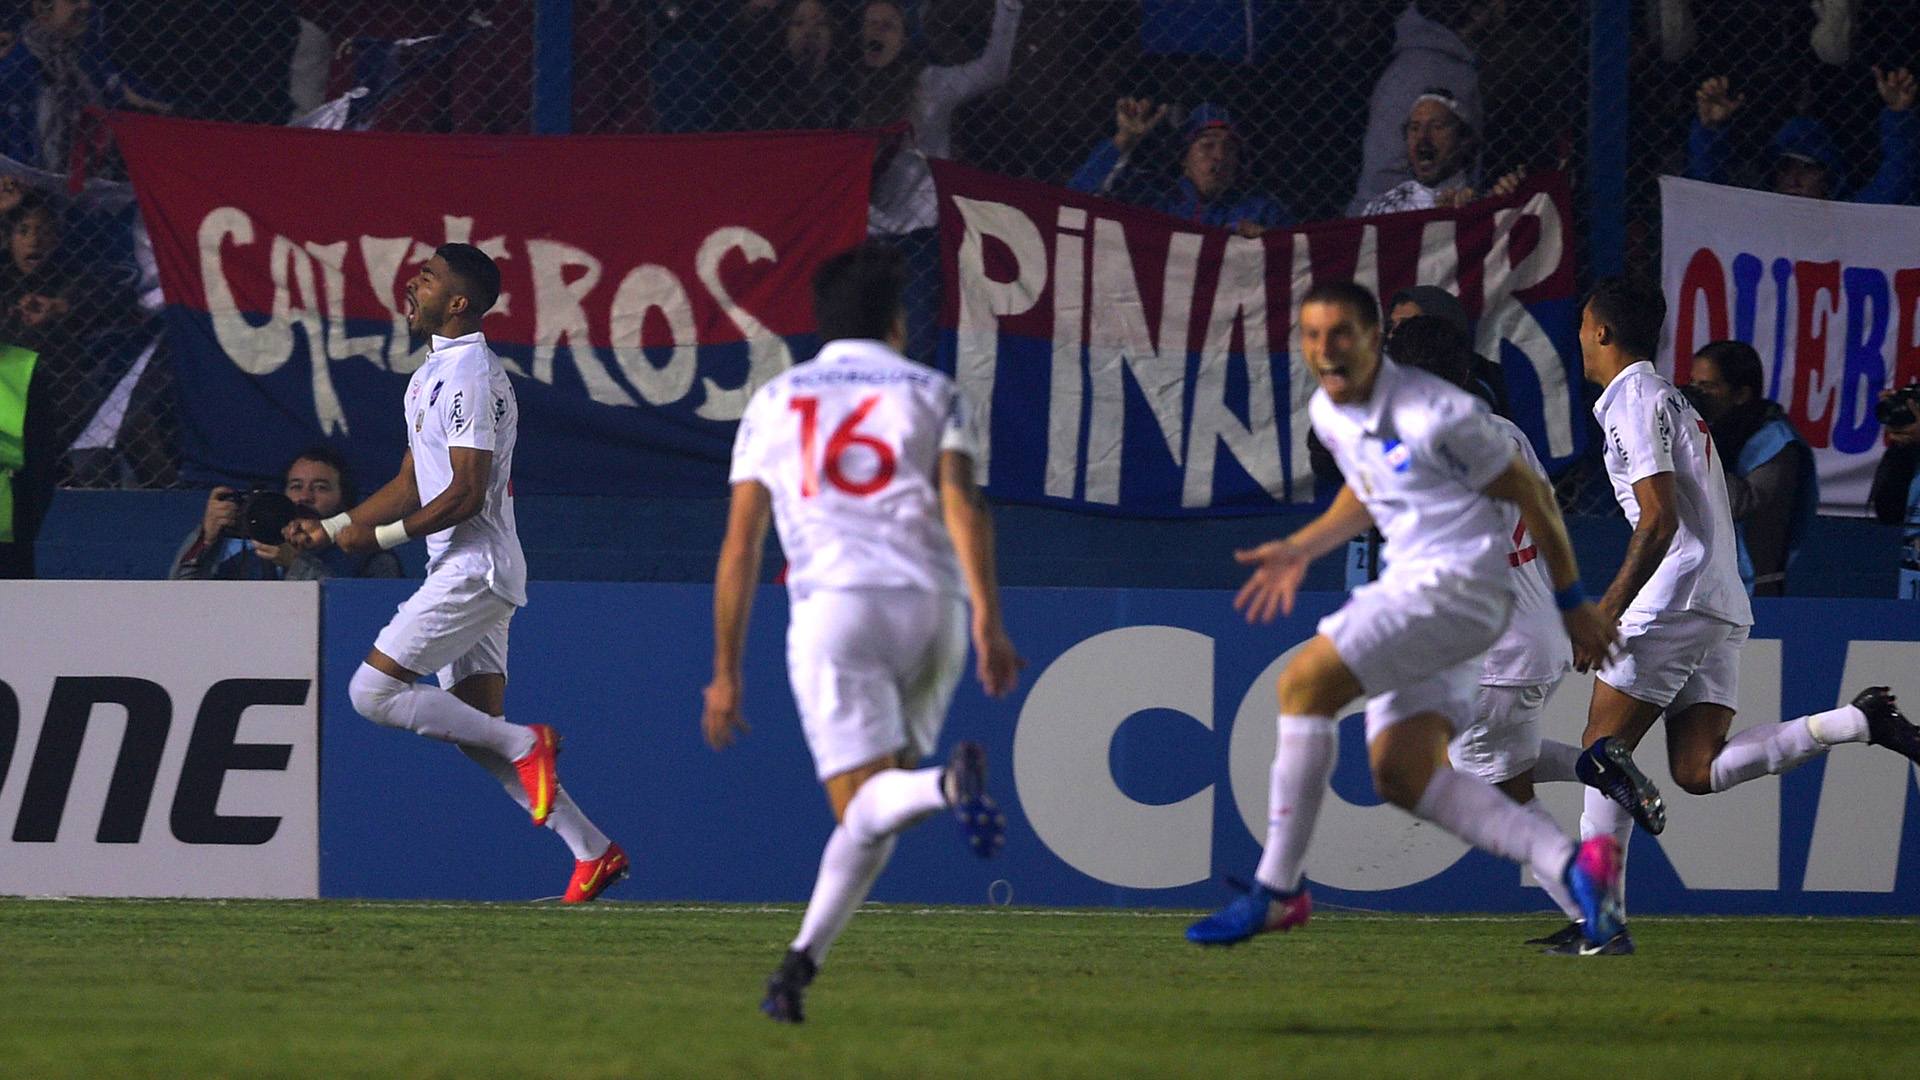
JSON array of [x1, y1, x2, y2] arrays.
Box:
[[348, 663, 408, 727], [1672, 764, 1714, 797], [1370, 756, 1429, 810]]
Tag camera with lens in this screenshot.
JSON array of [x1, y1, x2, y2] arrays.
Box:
[[1877, 385, 1920, 430], [218, 489, 319, 545]]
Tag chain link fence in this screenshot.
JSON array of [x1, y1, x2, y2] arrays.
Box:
[[5, 0, 1911, 511]]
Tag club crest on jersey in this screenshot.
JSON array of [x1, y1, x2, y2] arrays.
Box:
[[1381, 439, 1412, 473], [428, 380, 444, 407]]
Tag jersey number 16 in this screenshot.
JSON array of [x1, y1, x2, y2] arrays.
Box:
[[791, 394, 897, 498]]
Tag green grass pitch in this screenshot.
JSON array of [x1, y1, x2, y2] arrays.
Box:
[[3, 899, 1917, 1080]]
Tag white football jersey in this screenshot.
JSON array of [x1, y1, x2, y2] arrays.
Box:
[[403, 332, 527, 606], [1593, 361, 1751, 627], [1310, 359, 1517, 586], [730, 338, 979, 599], [1480, 414, 1574, 687]]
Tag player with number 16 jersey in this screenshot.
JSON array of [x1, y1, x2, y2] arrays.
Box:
[[705, 243, 1022, 1024], [730, 339, 972, 603]]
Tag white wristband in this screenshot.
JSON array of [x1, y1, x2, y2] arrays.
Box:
[[320, 513, 351, 540], [373, 521, 410, 550]]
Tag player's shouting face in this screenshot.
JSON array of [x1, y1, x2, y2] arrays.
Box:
[[1300, 298, 1382, 405], [405, 255, 466, 338]]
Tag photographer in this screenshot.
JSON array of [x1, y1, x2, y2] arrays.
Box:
[[1869, 384, 1920, 600], [171, 446, 403, 581]]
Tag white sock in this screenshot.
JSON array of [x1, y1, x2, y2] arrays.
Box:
[[347, 663, 535, 760], [1709, 718, 1830, 792], [1253, 714, 1338, 893], [1532, 739, 1583, 783], [842, 767, 947, 843], [1522, 798, 1583, 920], [792, 826, 896, 965], [1412, 768, 1576, 894], [1805, 704, 1870, 746], [1581, 787, 1634, 917], [459, 746, 610, 861]]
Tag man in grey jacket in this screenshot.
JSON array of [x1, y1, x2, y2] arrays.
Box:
[[1347, 1, 1505, 216]]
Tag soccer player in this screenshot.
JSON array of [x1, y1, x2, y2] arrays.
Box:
[[1186, 282, 1625, 952], [286, 243, 627, 903], [1557, 276, 1920, 953], [704, 242, 1021, 1024], [1387, 317, 1587, 930]]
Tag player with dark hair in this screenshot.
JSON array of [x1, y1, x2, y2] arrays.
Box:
[[287, 243, 627, 903], [1390, 311, 1588, 930], [1551, 276, 1920, 953], [705, 241, 1022, 1023], [1186, 280, 1626, 953]]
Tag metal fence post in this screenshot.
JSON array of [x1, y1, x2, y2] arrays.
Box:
[[1588, 0, 1629, 277], [533, 0, 574, 135]]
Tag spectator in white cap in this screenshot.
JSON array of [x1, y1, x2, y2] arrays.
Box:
[[1347, 1, 1505, 216], [1361, 88, 1525, 217]]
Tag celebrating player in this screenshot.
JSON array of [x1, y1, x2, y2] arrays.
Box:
[[1552, 276, 1920, 952], [704, 242, 1023, 1024], [1386, 317, 1589, 932], [286, 243, 628, 903], [1187, 282, 1625, 952]]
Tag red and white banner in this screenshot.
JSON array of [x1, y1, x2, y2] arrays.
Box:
[[1661, 176, 1920, 515], [109, 112, 878, 495], [933, 162, 1583, 515]]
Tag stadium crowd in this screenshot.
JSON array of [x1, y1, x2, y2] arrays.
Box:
[[0, 0, 1916, 585]]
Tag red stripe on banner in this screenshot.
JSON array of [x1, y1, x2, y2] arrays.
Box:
[[108, 113, 878, 349]]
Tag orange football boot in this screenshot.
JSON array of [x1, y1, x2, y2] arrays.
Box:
[[563, 842, 630, 903], [512, 724, 561, 826]]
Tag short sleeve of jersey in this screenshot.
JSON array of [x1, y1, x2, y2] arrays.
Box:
[[1424, 398, 1514, 492], [728, 386, 773, 486], [441, 370, 497, 453], [939, 384, 983, 460], [1608, 383, 1675, 485]]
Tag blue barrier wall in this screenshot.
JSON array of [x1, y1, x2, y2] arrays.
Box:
[[33, 489, 1911, 596], [319, 580, 1920, 913]]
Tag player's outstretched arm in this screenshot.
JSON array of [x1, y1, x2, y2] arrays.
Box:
[[705, 480, 771, 750], [1233, 484, 1371, 623], [1482, 454, 1619, 671], [939, 450, 1024, 698], [287, 450, 424, 551]]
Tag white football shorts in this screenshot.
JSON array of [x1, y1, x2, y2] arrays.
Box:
[[1317, 561, 1512, 738], [373, 566, 516, 689], [787, 587, 969, 782], [1598, 608, 1745, 712], [1450, 680, 1558, 784]]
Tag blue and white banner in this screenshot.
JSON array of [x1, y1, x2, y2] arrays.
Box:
[[320, 581, 1920, 914], [1661, 176, 1920, 515]]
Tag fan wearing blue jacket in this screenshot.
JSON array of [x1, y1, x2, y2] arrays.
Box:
[[1069, 100, 1292, 237]]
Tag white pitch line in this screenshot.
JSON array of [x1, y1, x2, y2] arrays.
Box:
[[4, 897, 1916, 925]]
